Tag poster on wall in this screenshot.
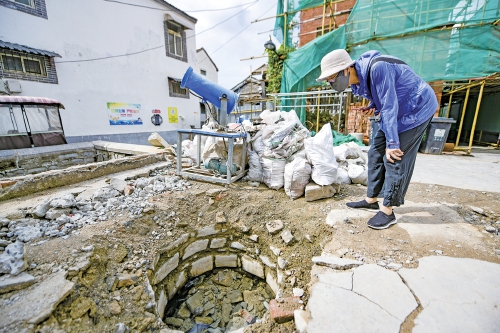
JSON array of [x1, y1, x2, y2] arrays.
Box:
[[168, 107, 178, 123], [108, 102, 143, 125]]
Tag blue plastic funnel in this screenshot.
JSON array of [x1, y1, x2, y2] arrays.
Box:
[[181, 67, 239, 114]]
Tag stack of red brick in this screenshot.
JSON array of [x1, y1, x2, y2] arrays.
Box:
[[347, 106, 371, 141]]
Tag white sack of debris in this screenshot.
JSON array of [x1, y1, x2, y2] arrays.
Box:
[[284, 150, 312, 200], [304, 123, 338, 186], [261, 156, 286, 190], [247, 147, 264, 183]]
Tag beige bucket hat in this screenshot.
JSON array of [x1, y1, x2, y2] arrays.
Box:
[[316, 49, 355, 82]]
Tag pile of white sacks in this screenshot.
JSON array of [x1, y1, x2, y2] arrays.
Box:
[[246, 110, 368, 200]]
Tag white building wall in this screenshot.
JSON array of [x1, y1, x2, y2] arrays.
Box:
[[0, 0, 202, 144], [195, 49, 218, 85]]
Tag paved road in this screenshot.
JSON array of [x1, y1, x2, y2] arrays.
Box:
[[412, 147, 500, 193]]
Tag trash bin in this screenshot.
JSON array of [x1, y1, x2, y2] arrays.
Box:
[[369, 116, 380, 145], [419, 117, 456, 154]]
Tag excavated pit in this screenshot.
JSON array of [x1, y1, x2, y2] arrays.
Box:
[[162, 269, 274, 332], [148, 220, 281, 332]]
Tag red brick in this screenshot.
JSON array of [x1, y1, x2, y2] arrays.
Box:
[[269, 296, 302, 323], [0, 180, 17, 188]]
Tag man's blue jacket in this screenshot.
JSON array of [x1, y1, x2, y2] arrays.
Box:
[[351, 50, 438, 149]]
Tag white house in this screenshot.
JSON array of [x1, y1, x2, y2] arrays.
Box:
[[0, 0, 215, 144], [195, 47, 219, 126]]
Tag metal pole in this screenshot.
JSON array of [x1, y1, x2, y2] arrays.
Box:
[[321, 0, 327, 35], [445, 81, 454, 118], [316, 89, 321, 132], [467, 81, 485, 154], [454, 80, 471, 148]]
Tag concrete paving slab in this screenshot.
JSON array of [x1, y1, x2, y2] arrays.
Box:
[[307, 282, 401, 333], [352, 264, 417, 322], [394, 202, 484, 247], [399, 256, 500, 333], [316, 271, 352, 290]]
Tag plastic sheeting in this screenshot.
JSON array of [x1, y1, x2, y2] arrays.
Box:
[[278, 0, 500, 93]]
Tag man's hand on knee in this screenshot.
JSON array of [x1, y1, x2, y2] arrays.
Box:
[[386, 148, 404, 163]]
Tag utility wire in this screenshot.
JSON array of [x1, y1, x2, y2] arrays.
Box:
[[191, 0, 259, 38], [56, 0, 260, 64], [103, 0, 258, 13], [197, 2, 277, 65]]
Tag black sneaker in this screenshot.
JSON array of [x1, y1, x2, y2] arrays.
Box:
[[346, 199, 380, 212], [367, 211, 397, 230]]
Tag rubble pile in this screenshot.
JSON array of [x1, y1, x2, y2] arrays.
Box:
[[163, 269, 272, 332], [0, 166, 190, 249], [244, 110, 369, 201]]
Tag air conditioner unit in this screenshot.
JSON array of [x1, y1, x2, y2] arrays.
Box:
[[6, 80, 22, 93], [0, 80, 7, 94]]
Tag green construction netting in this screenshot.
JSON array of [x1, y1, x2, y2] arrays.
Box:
[[278, 0, 500, 93]]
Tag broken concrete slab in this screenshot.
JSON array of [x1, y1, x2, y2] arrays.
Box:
[[0, 270, 74, 328], [399, 256, 500, 333], [0, 272, 35, 294], [312, 256, 363, 270], [0, 241, 27, 276], [307, 282, 401, 333], [352, 264, 417, 322], [316, 271, 353, 290]]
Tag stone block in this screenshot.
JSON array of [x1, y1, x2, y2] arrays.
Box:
[[197, 225, 218, 237], [175, 270, 187, 289], [230, 241, 245, 250], [305, 182, 336, 202], [260, 255, 276, 269], [269, 297, 301, 323], [157, 289, 167, 319], [154, 253, 180, 284], [159, 233, 190, 255], [0, 272, 35, 294], [182, 239, 209, 260], [70, 159, 84, 164], [241, 255, 264, 279], [190, 256, 213, 277], [266, 220, 284, 234], [210, 238, 226, 249], [215, 254, 238, 268], [266, 269, 279, 296]]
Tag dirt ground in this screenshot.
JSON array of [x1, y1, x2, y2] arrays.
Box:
[[2, 171, 500, 333]]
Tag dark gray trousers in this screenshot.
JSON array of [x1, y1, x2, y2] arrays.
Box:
[[366, 117, 432, 207]]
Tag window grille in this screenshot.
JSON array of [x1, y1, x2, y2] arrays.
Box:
[[0, 49, 47, 77]]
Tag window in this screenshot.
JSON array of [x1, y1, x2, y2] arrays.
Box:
[[168, 78, 189, 99], [1, 54, 44, 75], [167, 21, 183, 57], [200, 69, 207, 76], [0, 48, 58, 84], [12, 0, 33, 6], [164, 20, 187, 62], [1, 0, 47, 18]]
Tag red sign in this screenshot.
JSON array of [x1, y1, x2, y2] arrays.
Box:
[[152, 109, 161, 114]]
